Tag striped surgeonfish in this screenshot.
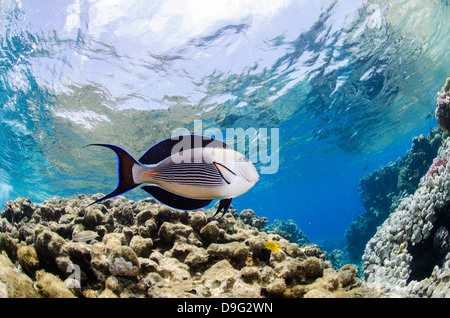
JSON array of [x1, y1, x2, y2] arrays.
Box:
[[87, 135, 259, 218]]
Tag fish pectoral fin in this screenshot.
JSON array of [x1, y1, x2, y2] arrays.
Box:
[[213, 162, 236, 184], [211, 198, 232, 220]]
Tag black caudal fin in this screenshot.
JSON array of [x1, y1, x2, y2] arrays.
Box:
[[211, 198, 232, 220], [87, 144, 139, 206]]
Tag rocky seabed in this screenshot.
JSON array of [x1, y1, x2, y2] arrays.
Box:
[[0, 194, 382, 298]]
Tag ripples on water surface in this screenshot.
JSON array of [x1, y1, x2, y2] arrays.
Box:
[[1, 0, 449, 245]]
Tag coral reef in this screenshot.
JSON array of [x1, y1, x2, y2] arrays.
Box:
[[0, 195, 381, 298], [426, 157, 448, 181], [238, 209, 268, 230], [264, 219, 310, 247], [362, 131, 450, 297], [435, 77, 450, 132], [326, 249, 346, 271], [345, 126, 444, 260]]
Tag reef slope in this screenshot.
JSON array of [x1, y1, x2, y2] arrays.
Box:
[[363, 77, 450, 297]]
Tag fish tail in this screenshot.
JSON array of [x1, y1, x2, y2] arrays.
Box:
[[86, 144, 140, 206]]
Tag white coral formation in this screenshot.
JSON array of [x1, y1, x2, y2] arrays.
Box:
[[363, 137, 450, 297]]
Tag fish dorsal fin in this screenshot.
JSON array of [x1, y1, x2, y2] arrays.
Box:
[[141, 185, 212, 210], [213, 162, 236, 184], [138, 134, 231, 165]]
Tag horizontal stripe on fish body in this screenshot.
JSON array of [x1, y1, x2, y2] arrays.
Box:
[[133, 148, 252, 199], [149, 161, 226, 187], [73, 231, 99, 242]]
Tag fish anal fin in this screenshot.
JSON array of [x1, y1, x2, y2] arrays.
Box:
[[141, 185, 212, 210]]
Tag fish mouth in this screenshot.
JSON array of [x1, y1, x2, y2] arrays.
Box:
[[236, 165, 260, 183]]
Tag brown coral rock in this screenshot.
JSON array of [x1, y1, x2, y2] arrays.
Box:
[[17, 245, 39, 275], [207, 242, 249, 269], [158, 222, 192, 243], [0, 195, 384, 298], [200, 221, 220, 243]]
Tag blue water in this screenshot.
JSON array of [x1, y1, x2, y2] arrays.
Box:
[[1, 0, 449, 250]]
